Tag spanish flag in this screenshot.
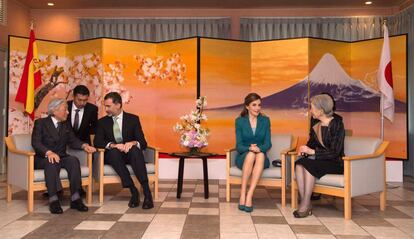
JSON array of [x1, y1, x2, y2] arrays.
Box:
[[15, 29, 42, 120]]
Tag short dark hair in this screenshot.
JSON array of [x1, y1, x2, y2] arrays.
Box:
[[73, 85, 90, 96], [104, 92, 123, 107]]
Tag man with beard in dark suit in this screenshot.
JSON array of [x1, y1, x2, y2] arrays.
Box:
[[32, 98, 96, 214], [94, 92, 154, 209]]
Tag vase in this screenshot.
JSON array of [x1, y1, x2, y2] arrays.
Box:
[[189, 147, 200, 154]]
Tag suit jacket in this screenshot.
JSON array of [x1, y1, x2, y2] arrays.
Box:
[[306, 114, 345, 162], [94, 111, 147, 150], [67, 100, 98, 144], [32, 116, 85, 159], [235, 114, 272, 167]]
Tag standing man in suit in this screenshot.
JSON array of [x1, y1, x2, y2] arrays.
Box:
[[94, 92, 154, 209], [32, 98, 96, 214], [67, 85, 98, 144]]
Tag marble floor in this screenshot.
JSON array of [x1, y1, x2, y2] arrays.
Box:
[[1, 175, 414, 239]]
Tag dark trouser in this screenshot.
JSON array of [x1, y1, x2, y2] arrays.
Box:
[[104, 147, 151, 197], [35, 155, 82, 197]]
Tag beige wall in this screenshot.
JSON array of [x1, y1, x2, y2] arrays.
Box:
[[29, 7, 400, 42], [0, 0, 30, 48], [1, 2, 410, 44]]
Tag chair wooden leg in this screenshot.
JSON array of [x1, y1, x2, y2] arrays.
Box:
[[7, 184, 12, 202], [344, 195, 352, 220], [291, 182, 297, 209], [281, 184, 286, 207], [87, 183, 92, 205], [28, 189, 34, 213], [99, 180, 104, 204], [226, 181, 231, 202], [92, 179, 97, 193], [380, 190, 386, 211], [154, 179, 159, 200]]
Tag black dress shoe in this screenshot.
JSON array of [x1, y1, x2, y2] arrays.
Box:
[[49, 200, 63, 214], [142, 198, 154, 209], [70, 199, 89, 212], [128, 192, 140, 208]]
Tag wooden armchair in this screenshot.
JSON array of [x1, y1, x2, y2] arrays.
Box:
[[5, 134, 93, 212], [226, 134, 297, 206], [290, 136, 389, 219], [93, 147, 159, 204]]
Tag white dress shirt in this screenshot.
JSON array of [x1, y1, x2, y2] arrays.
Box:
[[51, 116, 59, 128]]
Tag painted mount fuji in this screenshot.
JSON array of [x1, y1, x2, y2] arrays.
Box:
[[211, 53, 405, 112]]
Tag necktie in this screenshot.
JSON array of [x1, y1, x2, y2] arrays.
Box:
[[113, 116, 123, 143], [56, 122, 62, 134], [73, 109, 80, 132]]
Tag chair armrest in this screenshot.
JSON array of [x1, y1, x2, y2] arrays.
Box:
[[343, 141, 389, 161], [93, 148, 105, 181], [280, 148, 296, 155], [143, 146, 158, 164], [225, 148, 237, 168], [7, 151, 34, 190], [346, 141, 389, 197], [281, 136, 298, 155], [7, 148, 35, 156], [150, 147, 159, 177], [4, 136, 36, 156]]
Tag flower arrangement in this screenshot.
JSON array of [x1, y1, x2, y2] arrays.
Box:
[[174, 96, 210, 152]]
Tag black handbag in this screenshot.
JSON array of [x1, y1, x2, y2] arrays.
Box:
[[272, 160, 281, 167]]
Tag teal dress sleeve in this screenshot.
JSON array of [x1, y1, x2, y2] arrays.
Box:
[[236, 118, 249, 154], [258, 117, 271, 153]]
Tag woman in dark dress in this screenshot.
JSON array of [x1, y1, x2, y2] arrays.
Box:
[[294, 94, 345, 218]]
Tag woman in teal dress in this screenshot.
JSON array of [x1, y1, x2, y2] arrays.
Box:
[[235, 93, 272, 212]]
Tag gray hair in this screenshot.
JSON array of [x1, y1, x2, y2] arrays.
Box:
[[47, 98, 66, 115], [311, 94, 334, 117]]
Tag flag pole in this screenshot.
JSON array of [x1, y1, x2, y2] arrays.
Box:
[[380, 94, 384, 140], [28, 19, 34, 134], [380, 19, 387, 141]]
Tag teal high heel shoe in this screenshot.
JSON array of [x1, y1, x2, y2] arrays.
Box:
[[238, 204, 245, 211], [244, 205, 253, 213]]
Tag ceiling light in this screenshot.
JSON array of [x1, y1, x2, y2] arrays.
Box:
[[47, 2, 55, 6], [365, 1, 372, 5]]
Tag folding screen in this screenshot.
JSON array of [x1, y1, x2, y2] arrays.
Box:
[[8, 35, 407, 158]]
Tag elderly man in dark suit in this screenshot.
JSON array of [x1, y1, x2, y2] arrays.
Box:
[[32, 98, 96, 214], [67, 85, 98, 144], [94, 92, 153, 209]]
